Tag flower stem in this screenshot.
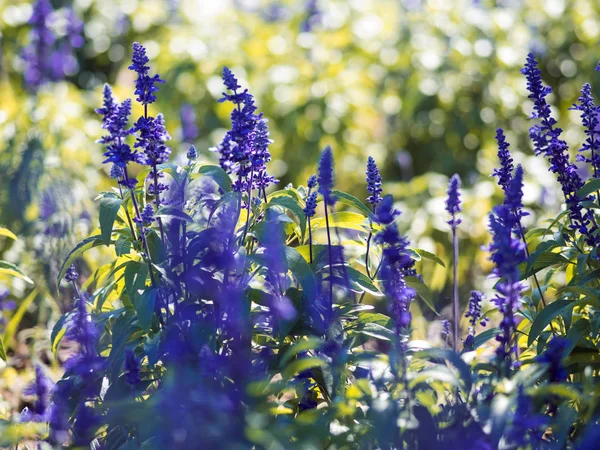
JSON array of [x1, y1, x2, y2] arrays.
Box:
[[451, 219, 459, 352], [323, 200, 334, 320]]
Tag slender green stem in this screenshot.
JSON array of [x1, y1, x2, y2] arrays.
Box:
[[308, 217, 313, 264], [451, 219, 459, 352], [324, 200, 334, 320], [365, 231, 373, 279]]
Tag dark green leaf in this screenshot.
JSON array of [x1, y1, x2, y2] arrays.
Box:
[[346, 266, 382, 296], [0, 260, 33, 284], [0, 336, 6, 361], [331, 190, 373, 217], [268, 195, 307, 237], [405, 276, 438, 315], [156, 206, 193, 223], [195, 165, 232, 192], [414, 348, 472, 393], [135, 288, 157, 331], [57, 235, 106, 287], [99, 195, 123, 244], [576, 178, 600, 199], [284, 247, 317, 302]]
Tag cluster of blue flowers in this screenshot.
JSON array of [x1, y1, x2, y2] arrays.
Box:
[[215, 67, 277, 196]]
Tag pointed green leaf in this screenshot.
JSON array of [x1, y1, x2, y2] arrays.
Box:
[[331, 190, 372, 217], [99, 195, 123, 244], [135, 288, 157, 331], [577, 178, 600, 199], [57, 235, 106, 287], [0, 228, 17, 241], [0, 261, 33, 284], [405, 276, 438, 315], [194, 164, 232, 193]]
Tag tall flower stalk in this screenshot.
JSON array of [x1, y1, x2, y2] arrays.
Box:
[[129, 42, 168, 244], [318, 146, 336, 318], [365, 156, 383, 279], [446, 174, 462, 351], [303, 175, 318, 264]]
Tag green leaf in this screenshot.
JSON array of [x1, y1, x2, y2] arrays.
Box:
[[526, 299, 595, 347], [194, 165, 232, 192], [0, 228, 17, 241], [331, 190, 372, 217], [135, 288, 157, 331], [411, 248, 446, 268], [282, 356, 327, 379], [520, 252, 571, 279], [279, 337, 323, 367], [414, 348, 472, 393], [346, 266, 382, 296], [50, 314, 68, 356], [0, 261, 33, 284], [99, 195, 123, 244], [311, 212, 369, 233], [3, 289, 38, 344], [405, 276, 438, 315], [57, 235, 106, 287], [115, 236, 131, 256], [268, 195, 307, 237], [472, 327, 500, 350], [156, 206, 193, 223], [576, 178, 600, 199], [0, 336, 6, 361], [355, 322, 395, 341], [284, 247, 317, 301]]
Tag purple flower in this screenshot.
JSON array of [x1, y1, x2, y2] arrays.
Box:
[[303, 191, 318, 218], [366, 156, 383, 206], [22, 365, 54, 422], [571, 83, 600, 178], [446, 174, 462, 227], [215, 67, 277, 193], [180, 104, 199, 143], [187, 144, 198, 161], [492, 128, 514, 192], [465, 290, 488, 329], [300, 0, 321, 32], [521, 53, 596, 243], [317, 146, 336, 205], [134, 113, 172, 167], [307, 174, 317, 189], [65, 294, 98, 361], [65, 264, 78, 283], [128, 42, 165, 105], [375, 195, 416, 332], [135, 204, 155, 228], [440, 319, 451, 339], [488, 203, 526, 371]]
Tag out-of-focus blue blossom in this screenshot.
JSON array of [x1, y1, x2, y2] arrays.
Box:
[[65, 9, 84, 49], [522, 53, 596, 244], [301, 0, 321, 32], [65, 294, 99, 364], [318, 146, 336, 205], [536, 337, 569, 382], [48, 383, 70, 445], [22, 0, 55, 90], [180, 104, 199, 143], [307, 174, 317, 189], [446, 174, 462, 227], [0, 287, 16, 315], [21, 365, 54, 422], [465, 290, 488, 328], [492, 128, 514, 192], [124, 349, 141, 386], [71, 404, 100, 447], [366, 156, 383, 206], [304, 191, 318, 218], [129, 42, 165, 105], [376, 195, 400, 225], [110, 165, 123, 180], [571, 83, 600, 178]]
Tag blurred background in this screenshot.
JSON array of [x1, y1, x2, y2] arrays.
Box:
[[1, 0, 599, 421]]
